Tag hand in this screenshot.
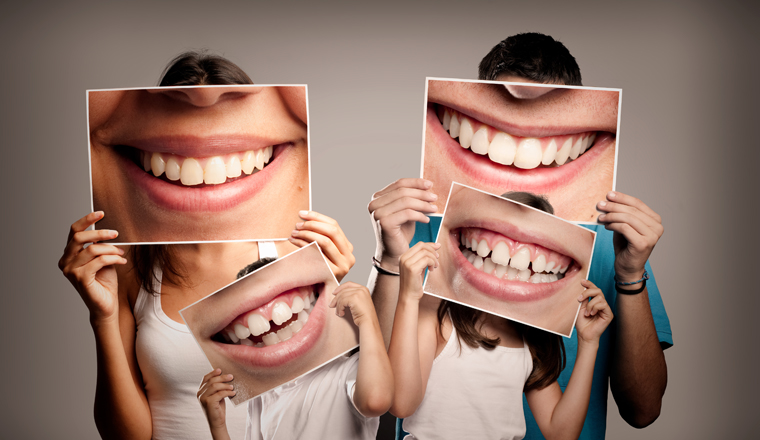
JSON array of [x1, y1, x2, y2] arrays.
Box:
[[197, 369, 235, 432], [58, 211, 127, 323], [368, 178, 438, 271], [398, 242, 440, 302], [290, 211, 355, 282], [576, 280, 614, 345], [597, 191, 664, 282], [329, 282, 377, 328]]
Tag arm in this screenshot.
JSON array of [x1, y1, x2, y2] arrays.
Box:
[[387, 243, 441, 418], [366, 178, 438, 347], [197, 369, 236, 440], [330, 282, 393, 417], [526, 281, 613, 440], [289, 210, 355, 282], [597, 191, 668, 427], [58, 212, 152, 440]]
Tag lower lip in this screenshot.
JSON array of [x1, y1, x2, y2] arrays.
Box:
[[121, 144, 288, 212], [427, 107, 614, 194], [448, 231, 578, 303], [212, 291, 326, 369]]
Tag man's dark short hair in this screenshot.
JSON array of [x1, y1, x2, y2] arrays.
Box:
[[159, 51, 253, 86], [478, 33, 582, 86], [501, 191, 555, 215], [236, 257, 277, 279]]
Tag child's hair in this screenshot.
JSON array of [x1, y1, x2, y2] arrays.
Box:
[[437, 191, 566, 392]]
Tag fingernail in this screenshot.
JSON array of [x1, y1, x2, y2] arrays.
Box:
[[226, 374, 233, 379], [291, 230, 299, 237], [608, 191, 616, 199], [578, 295, 584, 301], [299, 210, 309, 217], [423, 180, 433, 188], [295, 222, 304, 229], [598, 214, 606, 221], [110, 230, 118, 237], [117, 247, 125, 255], [431, 193, 438, 200], [95, 211, 104, 218], [598, 201, 607, 207]]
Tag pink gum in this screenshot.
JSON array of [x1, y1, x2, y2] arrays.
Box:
[[461, 228, 572, 269]]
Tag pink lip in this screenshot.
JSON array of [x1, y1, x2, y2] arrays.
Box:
[[210, 284, 327, 369], [447, 223, 581, 303], [121, 143, 289, 212], [427, 107, 615, 194], [126, 134, 279, 157]]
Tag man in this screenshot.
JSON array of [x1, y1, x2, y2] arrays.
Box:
[[368, 32, 670, 439]]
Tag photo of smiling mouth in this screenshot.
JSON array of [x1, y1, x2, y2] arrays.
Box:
[[120, 144, 277, 186], [435, 104, 607, 170], [457, 227, 575, 284], [214, 284, 320, 347]]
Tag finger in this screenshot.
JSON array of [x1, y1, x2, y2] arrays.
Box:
[[290, 230, 347, 270], [61, 229, 119, 267], [69, 244, 125, 270], [602, 221, 656, 252], [373, 197, 438, 222], [200, 369, 223, 387], [577, 286, 603, 302], [288, 237, 311, 249], [369, 186, 438, 214], [586, 295, 606, 315], [378, 209, 433, 234], [371, 178, 433, 200], [73, 254, 128, 279], [597, 200, 662, 232], [293, 219, 352, 256], [605, 192, 661, 223], [67, 211, 105, 242]]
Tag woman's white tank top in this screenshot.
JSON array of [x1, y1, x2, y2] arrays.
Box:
[[133, 267, 248, 439], [402, 322, 533, 440]]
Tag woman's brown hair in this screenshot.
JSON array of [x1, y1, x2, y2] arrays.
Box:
[[436, 191, 566, 391], [130, 51, 252, 294]]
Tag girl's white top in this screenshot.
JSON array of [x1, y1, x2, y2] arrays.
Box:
[[134, 267, 248, 440], [402, 322, 533, 440]]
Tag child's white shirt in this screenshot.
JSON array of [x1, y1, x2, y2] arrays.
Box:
[[243, 352, 379, 440]]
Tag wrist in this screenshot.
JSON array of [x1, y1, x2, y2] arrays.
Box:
[[614, 267, 646, 284], [577, 338, 600, 352], [89, 312, 119, 330], [378, 254, 401, 273]]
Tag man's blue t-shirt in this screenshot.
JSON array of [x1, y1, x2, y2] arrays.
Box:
[[404, 217, 672, 440]]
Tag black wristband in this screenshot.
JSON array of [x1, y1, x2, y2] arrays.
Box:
[[372, 257, 400, 276], [615, 279, 646, 295]]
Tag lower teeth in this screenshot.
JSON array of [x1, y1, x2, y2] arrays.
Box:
[[461, 247, 565, 283]]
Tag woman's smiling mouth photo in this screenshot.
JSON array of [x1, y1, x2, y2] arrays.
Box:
[[88, 85, 310, 243], [422, 79, 620, 223], [423, 183, 596, 337], [180, 243, 359, 405]]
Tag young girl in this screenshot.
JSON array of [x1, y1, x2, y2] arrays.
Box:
[[389, 193, 613, 440], [197, 282, 393, 440]]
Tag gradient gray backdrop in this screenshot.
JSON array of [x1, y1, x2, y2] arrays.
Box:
[[2, 0, 758, 438]]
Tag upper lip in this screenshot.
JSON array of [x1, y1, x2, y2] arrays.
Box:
[[107, 134, 293, 157], [207, 272, 329, 338]]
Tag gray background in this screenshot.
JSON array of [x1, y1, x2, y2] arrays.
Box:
[[2, 0, 758, 438]]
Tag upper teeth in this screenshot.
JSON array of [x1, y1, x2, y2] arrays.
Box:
[[459, 229, 571, 284], [441, 107, 596, 169], [140, 146, 274, 186]]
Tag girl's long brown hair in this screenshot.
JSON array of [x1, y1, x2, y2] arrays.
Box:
[[131, 51, 253, 294], [436, 191, 566, 391]]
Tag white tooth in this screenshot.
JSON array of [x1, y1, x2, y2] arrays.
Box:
[[442, 109, 451, 130], [547, 273, 558, 282], [226, 156, 242, 178], [255, 342, 264, 348], [165, 157, 181, 181], [476, 239, 491, 258], [309, 292, 316, 304], [460, 233, 466, 246], [518, 269, 531, 282], [449, 113, 460, 138], [242, 151, 256, 174], [151, 153, 166, 177], [276, 326, 293, 342], [234, 323, 251, 340], [271, 302, 293, 326], [487, 132, 516, 166], [297, 310, 309, 324], [506, 266, 520, 280], [262, 332, 281, 346], [289, 320, 303, 334], [247, 313, 270, 337], [541, 274, 554, 283], [555, 138, 572, 165], [494, 264, 508, 279], [514, 138, 542, 169], [559, 264, 569, 274], [302, 295, 312, 310], [569, 136, 582, 160], [255, 149, 265, 170], [472, 256, 484, 269], [551, 264, 561, 274], [491, 242, 511, 266], [204, 157, 227, 184], [544, 261, 556, 273], [142, 151, 152, 172], [509, 247, 531, 270], [467, 252, 477, 264], [462, 249, 473, 260], [530, 273, 542, 283], [470, 127, 489, 155], [458, 118, 474, 149], [542, 140, 557, 166], [265, 146, 273, 163], [291, 296, 305, 314], [226, 330, 239, 343], [240, 338, 253, 346], [180, 158, 204, 185], [585, 133, 596, 152], [483, 257, 496, 275], [469, 238, 477, 251], [532, 254, 547, 273]]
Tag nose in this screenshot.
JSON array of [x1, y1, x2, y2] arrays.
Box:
[[151, 87, 253, 107]]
